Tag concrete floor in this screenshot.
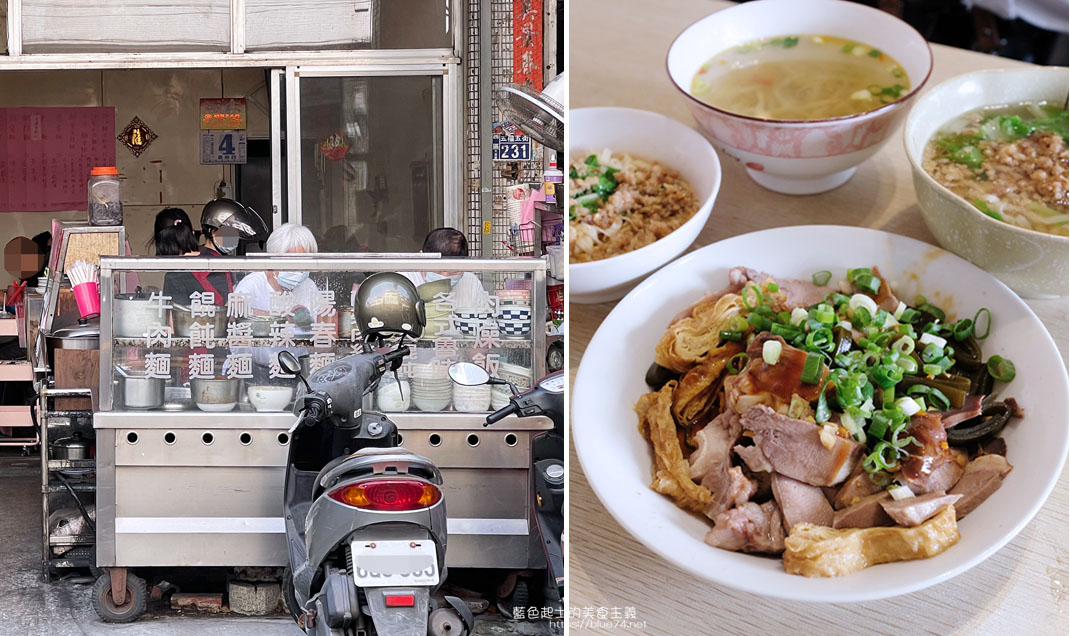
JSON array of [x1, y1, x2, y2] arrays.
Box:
[[0, 452, 558, 636]]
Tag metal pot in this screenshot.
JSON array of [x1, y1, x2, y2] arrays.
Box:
[[114, 294, 169, 338], [119, 373, 165, 409], [51, 431, 91, 460], [45, 320, 100, 369], [172, 305, 228, 337], [248, 316, 278, 338], [191, 378, 239, 411]]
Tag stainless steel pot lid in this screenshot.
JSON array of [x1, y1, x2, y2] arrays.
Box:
[[52, 431, 91, 450], [51, 320, 100, 338]]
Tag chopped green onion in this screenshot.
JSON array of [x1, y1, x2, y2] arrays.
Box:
[[918, 302, 946, 321], [972, 308, 992, 340], [951, 319, 974, 341], [895, 356, 918, 374], [854, 274, 882, 295], [922, 363, 943, 376], [728, 353, 749, 375], [847, 267, 872, 283], [770, 323, 801, 340], [864, 442, 899, 472], [766, 282, 779, 293], [790, 307, 809, 326], [892, 335, 915, 356], [921, 342, 942, 363], [986, 355, 1016, 382], [871, 363, 904, 389], [740, 284, 764, 310], [763, 340, 783, 365], [899, 307, 921, 324], [747, 312, 769, 332], [812, 270, 832, 286], [729, 316, 750, 333], [719, 330, 743, 342], [805, 328, 835, 353], [896, 396, 921, 416], [907, 385, 951, 411], [800, 352, 824, 384]]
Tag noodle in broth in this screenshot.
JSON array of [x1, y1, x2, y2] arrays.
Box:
[[690, 35, 909, 121]]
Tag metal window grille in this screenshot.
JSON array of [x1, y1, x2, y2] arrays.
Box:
[[464, 0, 545, 259]]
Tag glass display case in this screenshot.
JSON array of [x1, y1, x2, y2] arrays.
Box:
[[97, 255, 545, 414], [93, 254, 550, 571]]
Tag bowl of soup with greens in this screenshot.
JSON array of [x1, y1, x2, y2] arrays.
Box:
[[905, 67, 1068, 298], [666, 0, 932, 195]]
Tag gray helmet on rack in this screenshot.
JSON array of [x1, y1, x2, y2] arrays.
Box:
[[355, 273, 426, 340], [200, 198, 269, 255]]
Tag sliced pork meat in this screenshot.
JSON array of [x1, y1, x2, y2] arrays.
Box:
[[832, 492, 894, 529], [689, 412, 756, 519], [941, 394, 984, 429], [705, 500, 786, 554], [732, 267, 829, 311], [740, 405, 864, 487], [978, 437, 1007, 457], [880, 491, 963, 527], [900, 412, 967, 494], [734, 443, 774, 472], [833, 466, 884, 509], [868, 266, 901, 313], [725, 334, 827, 415], [772, 473, 835, 529], [948, 454, 1013, 519]]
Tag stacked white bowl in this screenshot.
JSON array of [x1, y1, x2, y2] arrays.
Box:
[[376, 377, 411, 411], [491, 385, 513, 410], [453, 383, 492, 412], [410, 363, 452, 411], [498, 362, 532, 390]]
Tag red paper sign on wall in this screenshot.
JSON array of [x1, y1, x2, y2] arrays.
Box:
[[512, 0, 543, 90]]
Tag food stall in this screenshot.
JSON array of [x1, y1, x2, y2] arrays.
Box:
[[90, 254, 549, 589]]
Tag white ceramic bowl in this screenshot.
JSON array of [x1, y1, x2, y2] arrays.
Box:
[[667, 0, 932, 195], [573, 225, 1068, 600], [246, 385, 295, 412], [413, 395, 451, 412], [569, 107, 722, 304], [904, 67, 1069, 298], [376, 380, 411, 411]]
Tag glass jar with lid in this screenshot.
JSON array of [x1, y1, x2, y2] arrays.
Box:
[[88, 167, 123, 226]]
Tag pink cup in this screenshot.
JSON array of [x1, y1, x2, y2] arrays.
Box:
[[73, 282, 100, 319]]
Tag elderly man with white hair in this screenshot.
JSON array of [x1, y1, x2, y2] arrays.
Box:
[[233, 223, 320, 321]]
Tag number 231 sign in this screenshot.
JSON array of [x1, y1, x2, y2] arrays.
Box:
[[200, 131, 247, 165]]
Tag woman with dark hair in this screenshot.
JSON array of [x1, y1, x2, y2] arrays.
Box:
[[154, 208, 233, 306]]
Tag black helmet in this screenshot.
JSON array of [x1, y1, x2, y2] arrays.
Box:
[[356, 273, 426, 340], [200, 198, 269, 255]]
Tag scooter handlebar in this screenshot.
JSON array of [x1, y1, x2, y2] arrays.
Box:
[[484, 403, 518, 427]]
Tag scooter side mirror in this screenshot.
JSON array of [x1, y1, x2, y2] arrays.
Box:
[[279, 350, 311, 392], [448, 362, 490, 386]]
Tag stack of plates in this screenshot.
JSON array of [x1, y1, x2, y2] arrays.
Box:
[[499, 362, 532, 390], [410, 363, 451, 411], [491, 385, 513, 410], [453, 384, 491, 412]]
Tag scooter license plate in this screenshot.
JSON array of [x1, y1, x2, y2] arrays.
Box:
[[350, 539, 439, 587]]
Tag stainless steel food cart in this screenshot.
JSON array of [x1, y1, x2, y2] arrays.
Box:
[[93, 254, 549, 577]]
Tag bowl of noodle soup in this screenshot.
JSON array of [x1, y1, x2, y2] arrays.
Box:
[[666, 0, 932, 195]]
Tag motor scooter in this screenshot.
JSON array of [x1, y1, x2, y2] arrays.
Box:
[[448, 363, 564, 610], [279, 347, 474, 636]]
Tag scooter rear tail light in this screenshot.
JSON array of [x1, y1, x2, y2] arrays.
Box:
[[328, 479, 442, 511], [384, 594, 415, 607]]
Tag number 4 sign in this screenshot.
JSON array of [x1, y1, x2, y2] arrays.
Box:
[[200, 130, 248, 164]]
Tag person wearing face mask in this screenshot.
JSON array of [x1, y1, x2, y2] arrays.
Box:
[[402, 227, 469, 287], [231, 223, 320, 325]]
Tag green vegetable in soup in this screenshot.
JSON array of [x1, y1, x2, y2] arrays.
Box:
[[972, 200, 1003, 221]]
